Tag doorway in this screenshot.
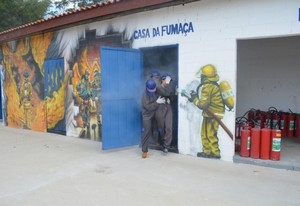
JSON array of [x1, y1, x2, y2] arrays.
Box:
[[141, 45, 179, 152], [100, 45, 178, 152], [236, 36, 300, 170]]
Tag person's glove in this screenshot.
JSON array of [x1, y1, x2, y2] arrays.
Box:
[[166, 98, 170, 104], [156, 96, 166, 104], [165, 76, 171, 84], [188, 91, 198, 103]]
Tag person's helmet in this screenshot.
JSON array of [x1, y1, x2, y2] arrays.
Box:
[[161, 73, 172, 80], [146, 79, 156, 92], [196, 64, 219, 82], [150, 70, 161, 78]]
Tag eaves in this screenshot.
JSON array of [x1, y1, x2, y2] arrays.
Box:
[[0, 0, 200, 43]]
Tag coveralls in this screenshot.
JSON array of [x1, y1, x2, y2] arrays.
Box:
[[151, 76, 161, 145], [193, 79, 225, 157], [155, 83, 173, 149], [141, 91, 159, 153]]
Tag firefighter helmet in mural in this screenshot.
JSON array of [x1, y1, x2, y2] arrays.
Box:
[[196, 64, 219, 82]]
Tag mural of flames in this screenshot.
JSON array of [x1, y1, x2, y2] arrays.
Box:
[[30, 33, 53, 75], [70, 46, 100, 129], [72, 47, 100, 105], [45, 73, 69, 129], [2, 32, 69, 132]]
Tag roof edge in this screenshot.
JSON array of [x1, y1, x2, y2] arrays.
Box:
[[0, 0, 196, 43]]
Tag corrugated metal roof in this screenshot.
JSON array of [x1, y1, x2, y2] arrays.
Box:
[[0, 0, 194, 42]]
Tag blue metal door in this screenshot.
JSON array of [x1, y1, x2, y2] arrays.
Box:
[[101, 47, 143, 150], [44, 58, 66, 134]]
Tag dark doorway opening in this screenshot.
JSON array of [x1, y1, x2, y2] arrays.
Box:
[[141, 45, 179, 153]]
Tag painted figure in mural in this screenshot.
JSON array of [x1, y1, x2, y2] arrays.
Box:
[[155, 73, 174, 153], [92, 70, 101, 123], [12, 67, 21, 94], [141, 79, 166, 158], [20, 71, 33, 129], [188, 64, 225, 159], [150, 70, 161, 146], [0, 65, 7, 125], [92, 69, 102, 138], [76, 69, 95, 138], [179, 80, 202, 154]]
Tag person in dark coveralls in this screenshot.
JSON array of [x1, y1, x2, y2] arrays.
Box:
[[155, 73, 173, 153], [150, 70, 162, 145], [141, 79, 166, 158]]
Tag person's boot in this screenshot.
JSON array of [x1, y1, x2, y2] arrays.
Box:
[[142, 152, 148, 158], [163, 147, 168, 154]]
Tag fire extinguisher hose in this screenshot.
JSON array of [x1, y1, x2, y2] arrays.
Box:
[[181, 90, 233, 140], [204, 108, 234, 140]]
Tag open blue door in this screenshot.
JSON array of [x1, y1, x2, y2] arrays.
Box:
[[101, 47, 143, 150], [44, 58, 66, 134]]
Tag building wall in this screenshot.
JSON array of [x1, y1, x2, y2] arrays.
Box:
[[237, 36, 300, 117], [1, 0, 300, 161]]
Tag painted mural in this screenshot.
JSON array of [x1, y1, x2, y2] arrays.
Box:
[[68, 31, 130, 140], [180, 64, 234, 159], [0, 15, 235, 160], [0, 33, 69, 131], [70, 47, 101, 140], [0, 28, 130, 141]]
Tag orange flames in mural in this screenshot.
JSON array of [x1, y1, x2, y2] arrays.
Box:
[[72, 47, 100, 101], [45, 73, 69, 129], [2, 32, 69, 132], [30, 33, 53, 74]]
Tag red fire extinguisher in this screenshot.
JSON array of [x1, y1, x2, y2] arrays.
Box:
[[287, 113, 295, 137], [256, 112, 265, 129], [264, 112, 271, 129], [240, 128, 251, 157], [295, 114, 300, 138], [250, 128, 260, 159], [260, 128, 271, 160], [280, 112, 288, 137], [235, 122, 242, 152], [272, 113, 280, 130], [270, 129, 281, 161], [235, 122, 243, 140], [248, 109, 255, 128]]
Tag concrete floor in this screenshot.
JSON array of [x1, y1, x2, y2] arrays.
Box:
[[0, 124, 300, 206]]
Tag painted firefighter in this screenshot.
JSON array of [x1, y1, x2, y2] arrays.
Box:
[[92, 69, 102, 139], [188, 64, 225, 159], [20, 71, 33, 129], [76, 69, 95, 138], [92, 70, 101, 124]]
